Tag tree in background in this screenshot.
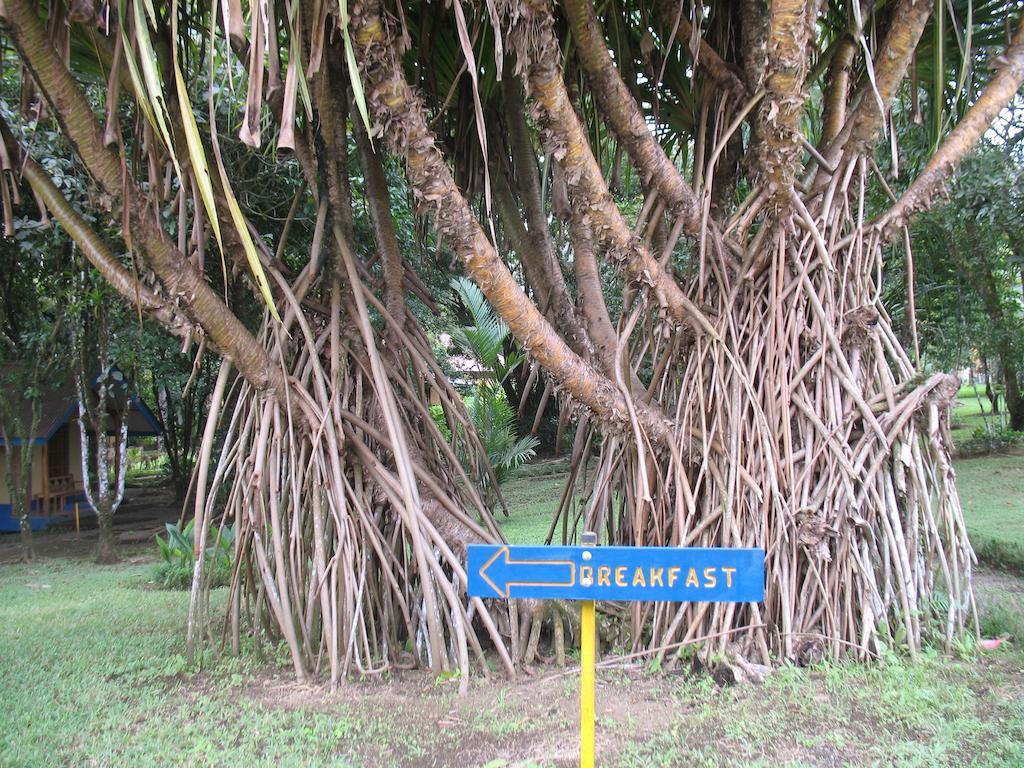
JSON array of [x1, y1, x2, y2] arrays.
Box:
[[0, 360, 51, 561], [0, 158, 74, 561], [905, 143, 1024, 430], [73, 360, 129, 564], [68, 271, 132, 564], [145, 327, 226, 504], [0, 0, 1023, 682]]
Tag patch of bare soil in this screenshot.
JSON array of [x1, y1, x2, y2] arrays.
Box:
[[234, 665, 679, 767], [196, 582, 1024, 768], [975, 567, 1024, 597]]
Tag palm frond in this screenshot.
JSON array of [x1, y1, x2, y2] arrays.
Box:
[[450, 276, 511, 372]]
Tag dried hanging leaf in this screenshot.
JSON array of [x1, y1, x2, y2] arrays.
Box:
[[240, 0, 266, 148], [452, 0, 491, 213], [278, 0, 312, 149], [278, 58, 299, 150], [217, 171, 280, 319], [220, 0, 246, 52], [2, 176, 15, 236], [170, 1, 224, 255], [121, 0, 182, 177], [308, 0, 328, 74], [117, 6, 159, 146], [103, 35, 124, 147], [206, 2, 279, 318]]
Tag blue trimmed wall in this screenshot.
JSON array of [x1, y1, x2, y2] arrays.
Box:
[[0, 494, 88, 533]]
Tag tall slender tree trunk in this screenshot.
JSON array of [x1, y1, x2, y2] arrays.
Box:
[[12, 446, 35, 563], [1, 397, 42, 563], [970, 226, 1023, 430], [95, 501, 117, 564], [982, 307, 1023, 432]]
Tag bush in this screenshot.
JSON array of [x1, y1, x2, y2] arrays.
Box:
[[979, 597, 1024, 640], [959, 425, 1024, 456], [154, 520, 234, 590], [972, 536, 1024, 575], [154, 557, 233, 590], [467, 389, 539, 488], [443, 276, 539, 501], [430, 404, 452, 443], [431, 395, 538, 504], [125, 447, 169, 483]]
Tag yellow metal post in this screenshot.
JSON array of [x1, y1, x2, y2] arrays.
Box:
[[580, 598, 596, 768], [580, 530, 597, 767]]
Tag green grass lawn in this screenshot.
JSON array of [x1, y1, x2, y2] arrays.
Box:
[[948, 387, 1024, 570], [1, 556, 1023, 767], [1, 446, 1022, 766], [952, 384, 989, 445], [0, 559, 445, 767], [955, 452, 1024, 571], [498, 468, 569, 544], [617, 644, 1024, 767], [2, 563, 270, 765], [951, 384, 1015, 447]]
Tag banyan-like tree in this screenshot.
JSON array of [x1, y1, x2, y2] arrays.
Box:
[[1, 0, 1023, 686]]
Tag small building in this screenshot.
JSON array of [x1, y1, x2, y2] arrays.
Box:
[[0, 367, 161, 532]]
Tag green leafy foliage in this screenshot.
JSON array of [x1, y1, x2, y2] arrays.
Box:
[[154, 520, 234, 590], [895, 142, 1023, 400], [467, 389, 538, 487], [449, 277, 524, 385], [124, 446, 169, 484], [959, 425, 1024, 456], [445, 278, 538, 502]]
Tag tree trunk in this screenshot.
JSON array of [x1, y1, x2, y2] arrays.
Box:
[[15, 444, 35, 563], [1, 396, 42, 563], [94, 502, 117, 564], [972, 229, 1023, 430], [986, 378, 1000, 415], [19, 512, 35, 562], [348, 0, 989, 666], [1005, 368, 1024, 431]]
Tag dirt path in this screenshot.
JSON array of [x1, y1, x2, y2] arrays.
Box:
[[0, 482, 179, 563]]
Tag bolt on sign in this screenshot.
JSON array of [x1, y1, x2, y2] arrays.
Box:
[[467, 539, 766, 768], [468, 544, 764, 602]]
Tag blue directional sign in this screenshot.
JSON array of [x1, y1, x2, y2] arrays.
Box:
[[467, 544, 764, 602]]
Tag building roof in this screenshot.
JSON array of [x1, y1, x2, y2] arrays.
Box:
[[0, 364, 161, 446]]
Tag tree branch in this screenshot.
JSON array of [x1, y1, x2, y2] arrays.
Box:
[[570, 211, 623, 382], [563, 0, 701, 229], [504, 0, 719, 338], [820, 35, 857, 145], [502, 76, 591, 357], [492, 170, 592, 359], [881, 15, 1024, 233], [4, 129, 198, 343], [835, 0, 933, 162], [650, 0, 747, 97], [759, 0, 817, 198], [353, 114, 405, 327], [350, 0, 677, 448]]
